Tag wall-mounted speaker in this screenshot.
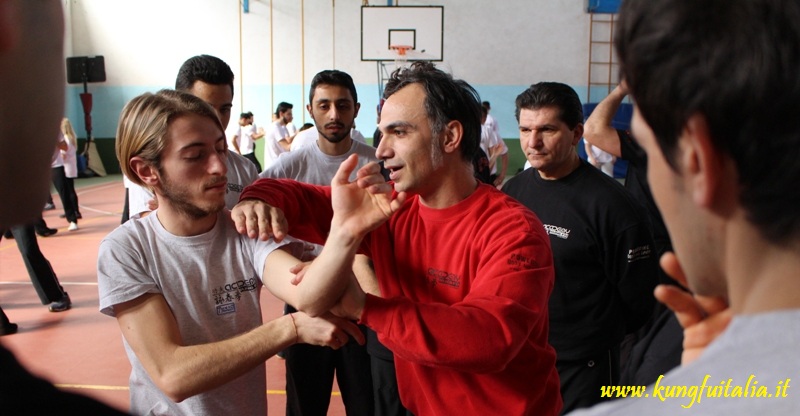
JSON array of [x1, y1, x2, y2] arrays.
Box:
[[66, 56, 106, 84]]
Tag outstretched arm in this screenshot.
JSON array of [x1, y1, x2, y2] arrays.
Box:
[[282, 154, 403, 316], [252, 127, 265, 140], [113, 293, 361, 403], [233, 178, 336, 242], [583, 83, 628, 158]]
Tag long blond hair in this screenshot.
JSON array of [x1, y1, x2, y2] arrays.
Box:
[[61, 117, 77, 147], [115, 89, 223, 187]]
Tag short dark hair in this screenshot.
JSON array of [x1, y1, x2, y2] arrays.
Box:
[[240, 112, 250, 119], [275, 102, 293, 117], [616, 0, 800, 244], [308, 70, 358, 104], [175, 55, 234, 96], [482, 101, 491, 110], [383, 62, 481, 163], [514, 82, 583, 129]]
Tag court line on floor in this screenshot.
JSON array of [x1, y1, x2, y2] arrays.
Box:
[[54, 384, 341, 397], [74, 181, 125, 216]]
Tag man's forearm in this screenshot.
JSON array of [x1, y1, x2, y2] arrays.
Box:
[[294, 225, 363, 316], [584, 85, 627, 157], [498, 153, 508, 176], [162, 317, 295, 402], [117, 294, 296, 403], [238, 178, 334, 245]]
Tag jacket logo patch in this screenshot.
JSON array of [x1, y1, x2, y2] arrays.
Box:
[[427, 268, 461, 289], [628, 245, 653, 263], [544, 224, 570, 239]]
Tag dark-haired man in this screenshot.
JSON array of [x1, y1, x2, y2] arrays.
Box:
[[503, 82, 658, 414], [571, 0, 800, 414], [233, 62, 562, 415], [232, 111, 265, 171], [263, 101, 295, 169], [260, 69, 376, 416]]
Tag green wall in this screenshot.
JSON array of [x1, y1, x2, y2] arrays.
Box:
[[79, 138, 120, 175], [503, 139, 526, 177]]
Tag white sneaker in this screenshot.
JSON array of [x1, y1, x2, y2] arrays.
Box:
[[68, 222, 78, 231]]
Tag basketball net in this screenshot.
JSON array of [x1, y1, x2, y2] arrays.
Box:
[[390, 45, 411, 68]]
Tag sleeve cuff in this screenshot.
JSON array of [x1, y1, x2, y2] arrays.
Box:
[[359, 293, 392, 331]]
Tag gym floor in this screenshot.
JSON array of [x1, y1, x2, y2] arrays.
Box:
[[0, 175, 347, 415]]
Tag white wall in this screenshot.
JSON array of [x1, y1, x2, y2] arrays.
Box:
[[64, 0, 598, 144]]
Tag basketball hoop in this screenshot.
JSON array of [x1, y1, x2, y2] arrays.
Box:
[[390, 45, 413, 67]]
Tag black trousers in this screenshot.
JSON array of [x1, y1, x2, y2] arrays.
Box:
[[556, 347, 620, 415], [0, 224, 67, 304], [242, 152, 262, 173], [51, 166, 78, 223], [284, 306, 374, 416], [367, 328, 414, 416], [66, 177, 79, 214]]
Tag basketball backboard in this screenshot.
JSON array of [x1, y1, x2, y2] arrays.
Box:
[[361, 6, 444, 61]]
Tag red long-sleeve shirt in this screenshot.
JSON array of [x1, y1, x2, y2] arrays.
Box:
[[242, 179, 562, 415]]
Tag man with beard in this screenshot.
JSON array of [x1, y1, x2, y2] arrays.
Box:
[[260, 69, 377, 416], [263, 101, 295, 169], [97, 90, 364, 415], [123, 55, 259, 221], [233, 62, 562, 415]]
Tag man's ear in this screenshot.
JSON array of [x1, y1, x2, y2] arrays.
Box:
[[572, 123, 584, 146], [441, 120, 464, 155], [680, 115, 732, 211], [130, 157, 160, 188]]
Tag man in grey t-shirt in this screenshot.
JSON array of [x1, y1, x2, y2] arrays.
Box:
[[571, 0, 800, 414], [99, 90, 364, 415]]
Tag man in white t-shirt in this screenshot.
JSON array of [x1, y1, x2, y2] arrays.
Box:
[[290, 125, 367, 151], [231, 111, 265, 172], [260, 69, 378, 416], [263, 101, 295, 169], [480, 105, 508, 188], [584, 140, 616, 177], [99, 90, 364, 415]]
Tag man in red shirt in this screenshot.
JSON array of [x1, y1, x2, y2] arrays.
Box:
[[234, 62, 562, 415]]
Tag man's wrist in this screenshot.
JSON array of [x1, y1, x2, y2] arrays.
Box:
[[327, 222, 362, 251]]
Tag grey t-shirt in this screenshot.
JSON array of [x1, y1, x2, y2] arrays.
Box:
[[570, 310, 800, 415], [98, 210, 289, 416]]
